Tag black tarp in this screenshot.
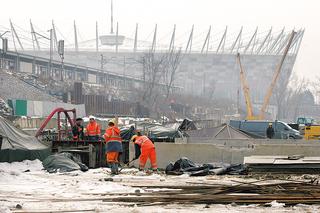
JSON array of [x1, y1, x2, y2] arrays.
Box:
[[166, 157, 247, 176], [120, 126, 136, 164], [178, 118, 197, 131], [0, 116, 50, 162], [42, 152, 88, 173]]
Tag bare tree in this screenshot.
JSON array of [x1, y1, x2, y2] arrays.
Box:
[[163, 48, 183, 98], [277, 73, 309, 120], [139, 51, 166, 106]]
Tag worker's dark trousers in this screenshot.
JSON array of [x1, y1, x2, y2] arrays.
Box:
[[110, 163, 119, 174]]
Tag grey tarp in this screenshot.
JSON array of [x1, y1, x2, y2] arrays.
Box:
[[42, 152, 88, 173], [140, 123, 182, 142], [0, 116, 50, 162], [123, 123, 182, 142]]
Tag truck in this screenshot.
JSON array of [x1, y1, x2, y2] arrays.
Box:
[[296, 117, 320, 140], [229, 120, 302, 139]]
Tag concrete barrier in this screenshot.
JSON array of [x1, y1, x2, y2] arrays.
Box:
[[129, 139, 320, 169]]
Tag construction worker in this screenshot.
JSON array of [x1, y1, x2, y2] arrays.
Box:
[[104, 119, 122, 175], [266, 123, 275, 139], [131, 132, 158, 171], [86, 115, 101, 141], [72, 118, 84, 140]]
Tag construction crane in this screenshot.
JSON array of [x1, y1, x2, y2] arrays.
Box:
[[237, 30, 296, 120], [236, 53, 258, 120], [258, 30, 296, 119]]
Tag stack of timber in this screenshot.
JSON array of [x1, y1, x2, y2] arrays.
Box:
[[90, 180, 320, 206]]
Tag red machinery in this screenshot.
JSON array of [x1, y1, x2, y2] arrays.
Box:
[[35, 108, 76, 141], [35, 108, 105, 168]]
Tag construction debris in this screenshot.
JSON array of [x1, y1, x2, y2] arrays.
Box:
[[106, 180, 320, 206], [165, 157, 247, 176], [0, 97, 12, 116]]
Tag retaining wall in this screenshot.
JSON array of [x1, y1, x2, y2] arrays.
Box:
[[129, 139, 320, 169]]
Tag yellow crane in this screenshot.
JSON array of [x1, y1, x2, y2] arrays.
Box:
[[237, 31, 296, 120], [236, 53, 258, 120], [259, 31, 296, 119]]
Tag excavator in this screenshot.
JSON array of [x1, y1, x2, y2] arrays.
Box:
[[237, 30, 296, 120]]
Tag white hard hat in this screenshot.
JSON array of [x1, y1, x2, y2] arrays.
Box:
[[89, 115, 95, 120], [109, 118, 116, 124]]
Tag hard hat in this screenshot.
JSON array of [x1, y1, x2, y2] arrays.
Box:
[[109, 118, 116, 124], [131, 135, 138, 142], [269, 123, 272, 126], [89, 115, 95, 120]]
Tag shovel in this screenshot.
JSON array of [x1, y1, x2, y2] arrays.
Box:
[[119, 158, 137, 173]]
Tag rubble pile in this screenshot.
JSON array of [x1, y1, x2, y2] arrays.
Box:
[[0, 97, 12, 115], [0, 70, 59, 102]]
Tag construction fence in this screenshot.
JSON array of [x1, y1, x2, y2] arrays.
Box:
[[8, 99, 86, 117]]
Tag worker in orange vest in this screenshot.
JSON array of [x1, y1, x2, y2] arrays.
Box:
[[131, 132, 157, 171], [86, 115, 101, 141], [104, 119, 122, 175]]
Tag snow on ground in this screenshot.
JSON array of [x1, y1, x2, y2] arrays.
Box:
[[0, 160, 320, 213]]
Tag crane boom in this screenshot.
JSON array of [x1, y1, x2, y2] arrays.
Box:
[[237, 53, 256, 120], [258, 31, 296, 119]]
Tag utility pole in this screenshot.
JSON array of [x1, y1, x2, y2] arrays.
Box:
[[58, 40, 64, 81], [52, 20, 59, 51], [49, 29, 53, 78], [100, 54, 108, 71], [0, 31, 9, 69], [123, 56, 126, 76], [116, 22, 119, 52], [101, 54, 104, 70], [96, 21, 99, 52]]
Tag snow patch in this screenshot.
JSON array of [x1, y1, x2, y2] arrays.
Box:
[[268, 200, 285, 208], [0, 159, 43, 174], [0, 205, 11, 213]]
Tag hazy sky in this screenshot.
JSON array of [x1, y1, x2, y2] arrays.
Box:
[[0, 0, 319, 80]]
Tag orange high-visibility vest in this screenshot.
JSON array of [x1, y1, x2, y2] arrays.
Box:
[[104, 126, 122, 143], [86, 122, 101, 136], [134, 135, 154, 150]]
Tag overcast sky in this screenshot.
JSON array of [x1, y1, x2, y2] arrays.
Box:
[[0, 0, 319, 80]]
